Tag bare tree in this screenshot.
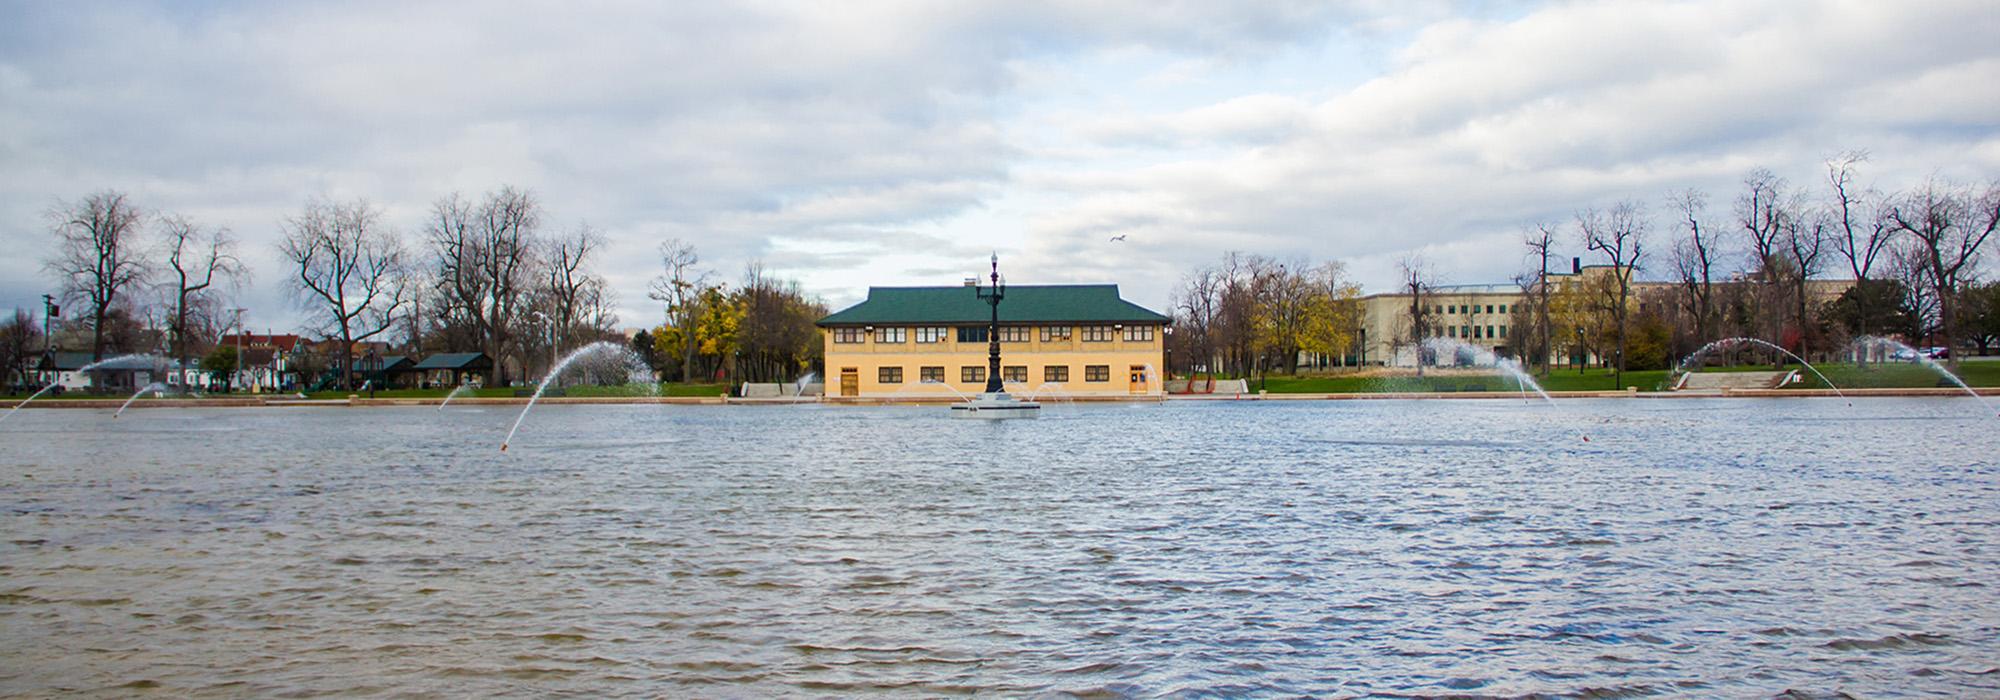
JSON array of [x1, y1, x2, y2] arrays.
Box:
[[1666, 189, 1721, 351], [280, 198, 410, 389], [158, 214, 245, 379], [1886, 179, 2000, 358], [1737, 169, 1792, 278], [1781, 208, 1829, 356], [1827, 152, 1896, 281], [43, 191, 149, 362], [1397, 255, 1437, 375], [542, 223, 605, 353], [1171, 265, 1224, 377], [1825, 152, 1900, 358], [426, 187, 541, 385], [1521, 222, 1560, 375], [1578, 201, 1648, 387], [647, 239, 711, 382]]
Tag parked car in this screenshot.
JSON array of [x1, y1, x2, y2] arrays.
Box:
[[1923, 347, 1951, 359]]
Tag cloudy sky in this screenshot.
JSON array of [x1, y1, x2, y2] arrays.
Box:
[[3, 0, 1997, 332]]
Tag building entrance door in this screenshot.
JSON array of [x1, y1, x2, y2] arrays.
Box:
[[839, 368, 858, 397], [1128, 365, 1148, 394]]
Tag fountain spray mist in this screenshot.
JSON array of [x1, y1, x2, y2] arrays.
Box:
[[2, 354, 165, 426], [1676, 337, 1850, 407], [501, 341, 652, 451], [114, 382, 168, 418]]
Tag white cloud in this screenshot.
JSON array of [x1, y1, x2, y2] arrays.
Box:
[[1, 0, 1994, 329]]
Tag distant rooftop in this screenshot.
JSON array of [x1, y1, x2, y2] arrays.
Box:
[[818, 284, 1169, 326]]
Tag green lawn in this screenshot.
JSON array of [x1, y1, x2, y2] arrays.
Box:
[[1256, 360, 1999, 394], [299, 382, 732, 400], [1791, 361, 2000, 389], [1260, 369, 1672, 394]]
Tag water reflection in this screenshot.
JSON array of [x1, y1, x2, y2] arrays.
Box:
[[2, 399, 1997, 696]]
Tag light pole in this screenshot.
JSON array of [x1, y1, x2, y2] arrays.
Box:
[[973, 253, 1005, 395], [231, 308, 246, 393]]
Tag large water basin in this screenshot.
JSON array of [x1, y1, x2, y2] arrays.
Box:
[[2, 398, 1996, 696]]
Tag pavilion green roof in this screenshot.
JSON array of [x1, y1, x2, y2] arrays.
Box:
[[818, 285, 1169, 326]]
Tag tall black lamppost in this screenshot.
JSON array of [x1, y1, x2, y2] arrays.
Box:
[[975, 253, 1005, 394]]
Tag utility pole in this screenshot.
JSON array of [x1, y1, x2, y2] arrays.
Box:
[[232, 308, 246, 393], [41, 295, 56, 358]]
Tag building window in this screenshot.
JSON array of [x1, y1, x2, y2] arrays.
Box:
[[961, 366, 986, 383], [1085, 365, 1110, 382], [1081, 325, 1115, 342], [1462, 326, 1471, 338], [876, 327, 906, 343], [1004, 365, 1027, 383], [833, 327, 864, 343], [1041, 326, 1072, 342], [999, 326, 1031, 343], [916, 327, 947, 343], [1122, 325, 1154, 342], [1486, 325, 1495, 339], [957, 327, 989, 343], [878, 366, 903, 383], [1448, 305, 1456, 314], [1499, 325, 1508, 338], [1447, 327, 1457, 338], [1486, 305, 1494, 314], [1498, 304, 1508, 314], [920, 366, 944, 383], [1044, 365, 1069, 382]]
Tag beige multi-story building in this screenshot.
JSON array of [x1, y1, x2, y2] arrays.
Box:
[[1355, 261, 1855, 367], [817, 283, 1169, 398]]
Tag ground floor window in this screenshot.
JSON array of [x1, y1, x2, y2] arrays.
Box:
[[1085, 365, 1110, 382], [1044, 365, 1069, 382], [920, 366, 944, 383], [961, 366, 985, 383], [878, 366, 903, 383], [1003, 365, 1027, 383]]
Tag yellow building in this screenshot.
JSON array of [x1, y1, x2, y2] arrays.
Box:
[[817, 283, 1170, 398]]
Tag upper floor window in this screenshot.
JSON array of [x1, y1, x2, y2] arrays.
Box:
[[833, 328, 864, 344], [998, 326, 1031, 343], [957, 327, 989, 343], [1081, 325, 1116, 342], [1041, 326, 1072, 342], [915, 327, 948, 343], [876, 327, 906, 343], [1122, 325, 1154, 342]]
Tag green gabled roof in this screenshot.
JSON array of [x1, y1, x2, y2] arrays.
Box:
[[413, 352, 493, 370], [818, 284, 1168, 326]]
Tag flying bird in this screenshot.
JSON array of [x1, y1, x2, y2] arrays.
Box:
[[1108, 234, 1127, 242]]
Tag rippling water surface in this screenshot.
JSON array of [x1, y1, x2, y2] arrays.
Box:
[[3, 398, 1998, 696]]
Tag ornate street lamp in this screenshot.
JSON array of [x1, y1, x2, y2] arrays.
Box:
[[974, 253, 1005, 394]]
